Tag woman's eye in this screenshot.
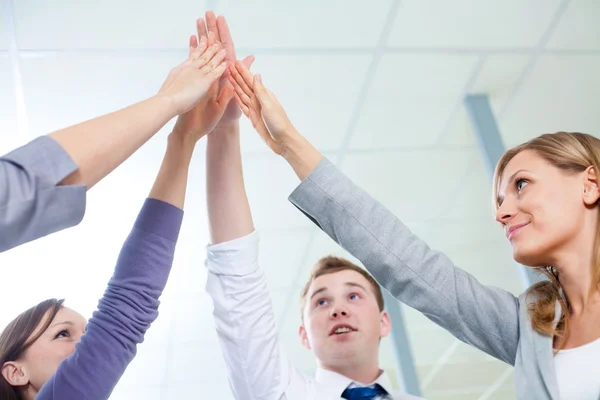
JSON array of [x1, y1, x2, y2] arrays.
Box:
[[55, 330, 70, 339], [516, 179, 528, 191]]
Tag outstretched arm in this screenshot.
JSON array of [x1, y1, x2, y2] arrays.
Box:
[[229, 61, 521, 366], [0, 31, 227, 252]]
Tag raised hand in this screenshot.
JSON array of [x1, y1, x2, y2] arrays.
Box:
[[228, 61, 295, 155], [210, 13, 255, 124], [171, 12, 255, 144], [158, 35, 228, 118]]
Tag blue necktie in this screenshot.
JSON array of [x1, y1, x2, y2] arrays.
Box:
[[341, 383, 389, 399]]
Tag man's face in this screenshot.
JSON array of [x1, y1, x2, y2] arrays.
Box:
[[299, 270, 390, 368]]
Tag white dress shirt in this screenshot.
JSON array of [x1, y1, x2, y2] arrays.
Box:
[[205, 230, 423, 400]]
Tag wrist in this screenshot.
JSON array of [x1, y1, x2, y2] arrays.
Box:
[[213, 119, 240, 133], [280, 128, 323, 180], [209, 120, 240, 139], [167, 132, 195, 161], [154, 93, 179, 118], [280, 127, 303, 159]]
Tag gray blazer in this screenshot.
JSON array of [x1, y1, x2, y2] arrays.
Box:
[[0, 136, 86, 252], [289, 158, 571, 400]]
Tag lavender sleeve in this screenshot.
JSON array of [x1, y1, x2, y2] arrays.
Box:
[[36, 198, 183, 400]]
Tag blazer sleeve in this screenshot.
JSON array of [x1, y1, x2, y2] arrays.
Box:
[[0, 136, 86, 252]]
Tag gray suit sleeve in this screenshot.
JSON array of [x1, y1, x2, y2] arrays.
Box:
[[288, 158, 519, 365], [0, 136, 86, 252]]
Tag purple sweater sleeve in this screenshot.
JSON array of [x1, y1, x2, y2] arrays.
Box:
[[36, 198, 183, 400]]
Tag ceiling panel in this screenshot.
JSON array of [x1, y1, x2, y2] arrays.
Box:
[[112, 344, 168, 390], [302, 229, 363, 279], [417, 218, 522, 294], [19, 52, 183, 138], [547, 0, 600, 50], [0, 54, 18, 153], [258, 228, 314, 289], [341, 149, 475, 223], [108, 385, 163, 400], [441, 54, 530, 147], [500, 55, 600, 147], [349, 54, 479, 150], [243, 155, 319, 230], [0, 10, 9, 50], [14, 0, 209, 50], [440, 152, 494, 220], [166, 383, 235, 400], [408, 323, 458, 367], [165, 340, 231, 385], [239, 54, 372, 153], [388, 0, 562, 48], [170, 289, 222, 345], [215, 0, 393, 49], [424, 354, 510, 395]]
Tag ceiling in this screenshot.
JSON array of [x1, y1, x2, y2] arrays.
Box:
[[1, 0, 599, 399]]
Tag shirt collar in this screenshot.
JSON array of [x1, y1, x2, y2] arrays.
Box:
[[315, 367, 394, 397]]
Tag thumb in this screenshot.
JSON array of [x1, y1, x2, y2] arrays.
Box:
[[241, 55, 255, 69], [217, 82, 235, 108]]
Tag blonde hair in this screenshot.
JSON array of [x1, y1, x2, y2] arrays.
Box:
[[493, 132, 600, 349]]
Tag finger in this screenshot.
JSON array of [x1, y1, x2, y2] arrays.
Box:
[[189, 35, 198, 49], [230, 62, 254, 98], [252, 73, 270, 105], [207, 31, 218, 47], [234, 60, 256, 89], [227, 74, 245, 99], [231, 78, 252, 107], [228, 73, 253, 103], [241, 55, 255, 69], [189, 35, 198, 56], [196, 18, 208, 41], [192, 42, 221, 68], [216, 15, 236, 62], [223, 54, 254, 79], [216, 82, 235, 108], [188, 35, 208, 61], [205, 11, 220, 42], [201, 48, 227, 72], [209, 62, 229, 80]]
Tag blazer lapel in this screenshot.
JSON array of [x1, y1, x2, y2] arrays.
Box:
[[533, 300, 562, 399]]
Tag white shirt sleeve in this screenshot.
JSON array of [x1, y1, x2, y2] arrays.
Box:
[[205, 230, 319, 400]]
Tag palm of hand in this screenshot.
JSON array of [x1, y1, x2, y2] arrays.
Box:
[[263, 104, 291, 138], [255, 92, 292, 141], [220, 79, 242, 122], [175, 79, 223, 141]]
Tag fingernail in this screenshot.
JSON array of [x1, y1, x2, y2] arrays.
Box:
[[256, 74, 262, 83]]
